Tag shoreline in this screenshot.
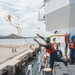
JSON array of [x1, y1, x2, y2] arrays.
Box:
[[0, 44, 38, 48]]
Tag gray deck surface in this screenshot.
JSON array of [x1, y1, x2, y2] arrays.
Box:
[[53, 62, 75, 75], [38, 62, 75, 75]]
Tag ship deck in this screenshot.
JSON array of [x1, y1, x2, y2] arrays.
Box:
[[23, 54, 75, 75], [23, 51, 75, 75]]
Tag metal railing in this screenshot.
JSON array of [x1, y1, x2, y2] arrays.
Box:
[[25, 48, 46, 75], [38, 12, 45, 21]]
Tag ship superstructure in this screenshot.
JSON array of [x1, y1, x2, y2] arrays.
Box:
[[38, 0, 75, 35], [38, 0, 75, 75]]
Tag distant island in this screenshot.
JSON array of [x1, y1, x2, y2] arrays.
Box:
[[0, 34, 38, 39]]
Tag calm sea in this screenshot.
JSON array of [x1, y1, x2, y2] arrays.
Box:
[[0, 38, 45, 45]]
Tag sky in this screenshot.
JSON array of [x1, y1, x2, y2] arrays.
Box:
[[0, 0, 50, 37]]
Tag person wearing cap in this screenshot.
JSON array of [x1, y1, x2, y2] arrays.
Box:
[[34, 33, 67, 69], [69, 35, 75, 64]]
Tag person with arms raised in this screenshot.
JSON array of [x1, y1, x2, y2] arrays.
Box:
[[34, 34, 67, 69]]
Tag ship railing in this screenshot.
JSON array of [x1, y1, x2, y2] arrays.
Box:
[[38, 3, 45, 21], [38, 48, 45, 73], [38, 12, 45, 21], [25, 48, 50, 75]]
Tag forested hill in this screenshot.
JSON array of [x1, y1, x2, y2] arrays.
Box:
[[0, 34, 24, 39]]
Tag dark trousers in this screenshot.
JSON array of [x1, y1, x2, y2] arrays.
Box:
[[70, 49, 75, 63], [50, 50, 63, 69]]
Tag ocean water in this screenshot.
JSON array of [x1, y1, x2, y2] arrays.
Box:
[[0, 38, 45, 45]]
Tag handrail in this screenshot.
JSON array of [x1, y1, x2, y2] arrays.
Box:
[[25, 47, 49, 75], [25, 48, 45, 75]]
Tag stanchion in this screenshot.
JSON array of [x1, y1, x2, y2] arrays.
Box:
[[38, 51, 41, 73], [43, 68, 52, 75], [28, 65, 32, 75]]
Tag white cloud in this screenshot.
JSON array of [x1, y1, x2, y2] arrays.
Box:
[[0, 0, 50, 37]]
